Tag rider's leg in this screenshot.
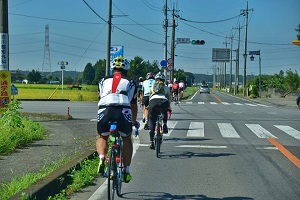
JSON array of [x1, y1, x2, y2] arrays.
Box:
[[122, 136, 133, 172]]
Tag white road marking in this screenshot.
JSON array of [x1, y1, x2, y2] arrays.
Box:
[[274, 125, 300, 139], [246, 124, 277, 138], [218, 123, 240, 138], [187, 122, 204, 137]]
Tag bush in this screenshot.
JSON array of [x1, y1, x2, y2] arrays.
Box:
[[0, 101, 45, 154]]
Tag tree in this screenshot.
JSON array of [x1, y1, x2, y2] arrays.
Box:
[[296, 23, 300, 40], [284, 69, 300, 95], [27, 69, 42, 83], [83, 63, 95, 85], [94, 59, 106, 83]]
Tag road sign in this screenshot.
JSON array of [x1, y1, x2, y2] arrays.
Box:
[[11, 84, 18, 96], [212, 48, 230, 62], [167, 64, 173, 71], [160, 60, 167, 67], [249, 50, 260, 55], [58, 61, 68, 66], [177, 38, 190, 44], [167, 58, 173, 64]]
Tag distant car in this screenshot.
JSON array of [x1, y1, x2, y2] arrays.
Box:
[[200, 85, 210, 94]]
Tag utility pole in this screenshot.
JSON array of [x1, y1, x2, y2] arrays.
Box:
[[106, 0, 112, 76], [0, 0, 9, 71], [229, 35, 233, 88], [223, 37, 230, 88], [170, 7, 177, 81], [241, 1, 253, 96], [163, 0, 168, 77], [233, 23, 242, 95]]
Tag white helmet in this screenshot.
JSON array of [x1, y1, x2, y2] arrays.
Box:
[[155, 72, 165, 81], [111, 56, 130, 70]]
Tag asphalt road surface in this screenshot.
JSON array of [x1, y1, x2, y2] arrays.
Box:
[[49, 91, 300, 200]]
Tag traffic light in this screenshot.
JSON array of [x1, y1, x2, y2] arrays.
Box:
[[191, 40, 205, 45]]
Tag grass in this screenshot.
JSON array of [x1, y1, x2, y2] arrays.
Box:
[[13, 83, 98, 101]]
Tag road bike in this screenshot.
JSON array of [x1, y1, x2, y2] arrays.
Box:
[[107, 121, 123, 199], [173, 93, 179, 105], [154, 108, 163, 158]]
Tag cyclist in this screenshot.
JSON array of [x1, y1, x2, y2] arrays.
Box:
[[96, 56, 139, 183], [172, 80, 179, 103], [140, 72, 155, 130], [137, 77, 144, 107], [178, 80, 185, 102], [148, 72, 171, 149]]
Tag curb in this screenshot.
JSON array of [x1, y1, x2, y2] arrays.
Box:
[[10, 150, 96, 200]]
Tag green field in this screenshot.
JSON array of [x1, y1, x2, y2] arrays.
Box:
[[13, 84, 98, 101]]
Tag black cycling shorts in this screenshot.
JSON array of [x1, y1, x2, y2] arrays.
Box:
[[97, 106, 132, 137], [143, 96, 150, 107]]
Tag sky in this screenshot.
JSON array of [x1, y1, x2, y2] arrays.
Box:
[[6, 0, 300, 77]]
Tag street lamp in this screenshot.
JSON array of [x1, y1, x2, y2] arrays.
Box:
[[249, 50, 261, 97]]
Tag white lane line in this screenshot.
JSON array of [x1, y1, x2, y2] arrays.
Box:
[[222, 102, 230, 105], [187, 122, 204, 137], [274, 125, 300, 140], [175, 145, 228, 148], [210, 102, 217, 104], [198, 102, 205, 104], [218, 123, 240, 138], [246, 124, 277, 138], [233, 103, 243, 105], [245, 103, 257, 107]]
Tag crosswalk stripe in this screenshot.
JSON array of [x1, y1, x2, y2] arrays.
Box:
[[222, 102, 230, 105], [274, 125, 300, 139], [187, 122, 204, 137], [198, 102, 205, 104], [165, 120, 177, 136], [217, 123, 240, 138], [245, 124, 277, 138], [210, 102, 217, 104]]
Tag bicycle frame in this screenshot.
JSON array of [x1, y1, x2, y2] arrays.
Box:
[[107, 122, 123, 199]]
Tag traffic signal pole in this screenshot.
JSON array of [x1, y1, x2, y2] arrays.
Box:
[[0, 0, 9, 71]]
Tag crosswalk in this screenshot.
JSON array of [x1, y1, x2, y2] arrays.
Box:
[[160, 121, 300, 140], [180, 102, 272, 107]]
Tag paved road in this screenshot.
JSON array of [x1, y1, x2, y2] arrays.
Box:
[[1, 93, 299, 199]]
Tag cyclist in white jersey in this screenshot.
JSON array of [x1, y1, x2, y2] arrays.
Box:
[[96, 56, 139, 183], [140, 72, 155, 130]]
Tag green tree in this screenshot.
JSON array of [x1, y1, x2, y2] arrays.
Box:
[[94, 59, 106, 83], [83, 63, 95, 85], [27, 69, 42, 83], [284, 69, 300, 95], [296, 23, 300, 40]]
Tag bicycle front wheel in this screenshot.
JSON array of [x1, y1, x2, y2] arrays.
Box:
[[116, 142, 123, 197], [107, 146, 117, 199]]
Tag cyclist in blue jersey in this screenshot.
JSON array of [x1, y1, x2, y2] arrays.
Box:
[[140, 72, 155, 130]]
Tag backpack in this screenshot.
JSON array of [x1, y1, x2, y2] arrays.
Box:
[[151, 81, 166, 96]]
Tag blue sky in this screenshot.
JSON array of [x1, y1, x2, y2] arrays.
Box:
[[8, 0, 300, 76]]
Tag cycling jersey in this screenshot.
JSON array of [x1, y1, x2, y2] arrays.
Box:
[[179, 82, 185, 89], [150, 85, 170, 101], [172, 83, 179, 90], [142, 79, 155, 97], [98, 74, 137, 108]]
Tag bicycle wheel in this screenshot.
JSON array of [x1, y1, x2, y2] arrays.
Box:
[[116, 141, 123, 197], [107, 145, 116, 199], [155, 123, 161, 158]]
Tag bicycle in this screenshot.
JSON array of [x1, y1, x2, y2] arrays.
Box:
[[173, 93, 179, 105], [153, 108, 163, 158], [107, 121, 123, 199]]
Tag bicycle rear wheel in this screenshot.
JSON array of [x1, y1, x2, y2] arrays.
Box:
[[116, 141, 123, 197], [107, 146, 117, 199], [155, 124, 161, 158]]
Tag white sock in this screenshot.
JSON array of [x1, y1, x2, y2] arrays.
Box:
[[125, 166, 130, 173]]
